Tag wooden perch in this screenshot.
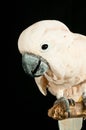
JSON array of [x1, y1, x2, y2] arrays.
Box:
[[48, 101, 86, 120]]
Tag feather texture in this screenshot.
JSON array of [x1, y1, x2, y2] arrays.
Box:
[[18, 20, 86, 130]]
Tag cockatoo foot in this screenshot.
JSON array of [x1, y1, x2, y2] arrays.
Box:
[[54, 97, 71, 117]]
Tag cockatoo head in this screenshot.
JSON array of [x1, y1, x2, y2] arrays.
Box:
[[18, 20, 72, 78]]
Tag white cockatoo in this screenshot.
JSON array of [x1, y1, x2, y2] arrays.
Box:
[[18, 20, 86, 130]]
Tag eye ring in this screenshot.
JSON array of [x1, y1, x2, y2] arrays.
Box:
[[41, 44, 48, 50]]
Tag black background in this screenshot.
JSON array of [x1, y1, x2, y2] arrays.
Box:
[[8, 0, 86, 129]]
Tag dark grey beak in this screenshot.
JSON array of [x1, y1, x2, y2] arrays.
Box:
[[22, 53, 49, 77]]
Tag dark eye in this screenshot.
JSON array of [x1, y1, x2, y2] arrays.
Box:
[[41, 44, 48, 50]]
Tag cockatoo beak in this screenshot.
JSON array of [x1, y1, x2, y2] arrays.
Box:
[[22, 53, 49, 77]]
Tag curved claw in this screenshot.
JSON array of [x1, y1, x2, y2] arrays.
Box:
[[68, 98, 75, 106]]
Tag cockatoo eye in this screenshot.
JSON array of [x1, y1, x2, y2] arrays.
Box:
[[41, 44, 48, 50], [40, 41, 50, 52]]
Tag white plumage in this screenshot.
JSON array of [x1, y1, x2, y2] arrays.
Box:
[[18, 20, 86, 130]]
